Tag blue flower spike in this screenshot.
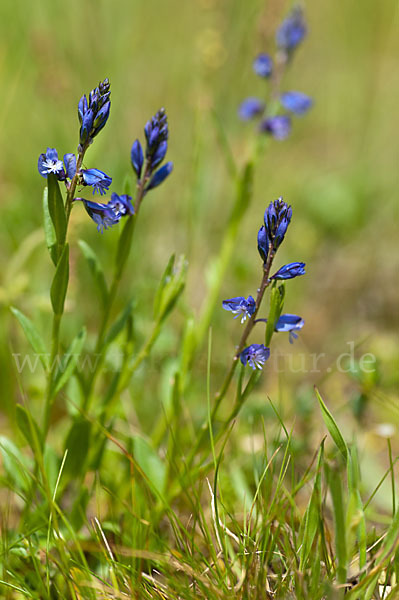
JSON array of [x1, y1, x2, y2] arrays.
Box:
[[271, 262, 305, 280], [238, 97, 265, 121], [275, 314, 304, 343], [264, 197, 293, 251], [240, 344, 270, 370], [222, 296, 256, 324], [280, 91, 313, 115], [276, 7, 307, 55], [38, 148, 66, 180], [253, 53, 273, 78], [81, 168, 112, 195], [78, 78, 111, 148]]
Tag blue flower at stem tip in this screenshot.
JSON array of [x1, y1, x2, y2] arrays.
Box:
[[222, 296, 256, 323], [75, 198, 120, 234], [253, 53, 273, 78], [280, 91, 313, 115], [131, 139, 144, 178], [271, 262, 305, 280], [259, 115, 292, 140], [81, 168, 112, 195], [240, 344, 270, 370], [38, 148, 66, 180], [275, 314, 304, 343], [78, 78, 111, 147], [276, 7, 307, 54], [238, 97, 265, 121], [263, 197, 293, 252], [257, 225, 269, 263]]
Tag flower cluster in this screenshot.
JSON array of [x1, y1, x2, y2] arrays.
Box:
[[223, 197, 305, 370], [130, 108, 173, 192], [38, 81, 173, 233], [78, 78, 111, 149], [238, 7, 312, 140]]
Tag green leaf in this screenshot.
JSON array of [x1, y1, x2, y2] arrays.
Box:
[[0, 436, 31, 494], [326, 461, 348, 585], [63, 418, 91, 477], [134, 436, 166, 497], [42, 186, 57, 265], [15, 405, 42, 453], [153, 254, 175, 318], [156, 255, 187, 322], [105, 300, 134, 347], [115, 216, 136, 276], [47, 174, 67, 260], [52, 327, 87, 396], [10, 307, 49, 370], [78, 240, 108, 308], [316, 387, 348, 462], [50, 243, 69, 316], [300, 441, 324, 569], [265, 283, 285, 346]]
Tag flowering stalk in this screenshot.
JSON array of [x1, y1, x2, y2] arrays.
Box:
[[186, 248, 275, 467]]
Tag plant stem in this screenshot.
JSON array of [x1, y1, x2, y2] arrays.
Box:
[[186, 247, 275, 466], [43, 146, 87, 436], [83, 161, 152, 410]]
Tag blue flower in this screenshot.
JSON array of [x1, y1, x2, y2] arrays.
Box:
[[144, 108, 169, 162], [271, 262, 305, 280], [257, 225, 269, 263], [240, 344, 270, 370], [131, 139, 144, 178], [238, 97, 265, 121], [253, 53, 273, 78], [280, 91, 313, 115], [38, 148, 66, 180], [146, 162, 173, 191], [63, 153, 77, 180], [222, 296, 256, 323], [78, 78, 111, 147], [259, 115, 291, 140], [264, 197, 292, 251], [275, 314, 304, 343], [108, 192, 134, 218], [77, 199, 120, 234], [81, 168, 112, 195], [276, 7, 307, 54]]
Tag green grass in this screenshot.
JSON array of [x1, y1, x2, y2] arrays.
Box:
[[0, 0, 398, 597]]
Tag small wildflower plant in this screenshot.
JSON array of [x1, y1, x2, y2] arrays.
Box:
[[4, 5, 396, 600]]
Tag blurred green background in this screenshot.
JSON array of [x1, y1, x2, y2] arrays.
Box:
[[0, 0, 398, 494]]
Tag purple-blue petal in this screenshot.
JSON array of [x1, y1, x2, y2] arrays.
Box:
[[253, 53, 273, 78], [131, 139, 144, 178], [259, 115, 291, 140], [280, 91, 313, 115], [146, 162, 173, 191], [238, 97, 265, 121]]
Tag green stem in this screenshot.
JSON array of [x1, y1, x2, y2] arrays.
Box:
[[42, 146, 87, 436], [186, 247, 275, 467], [83, 160, 152, 411]]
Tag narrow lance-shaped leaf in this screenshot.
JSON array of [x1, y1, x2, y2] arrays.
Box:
[[316, 387, 348, 463], [50, 243, 69, 316], [78, 240, 108, 308], [105, 300, 134, 347], [51, 327, 87, 396], [10, 307, 49, 371], [42, 186, 57, 265], [15, 405, 43, 453], [265, 283, 285, 346], [47, 173, 67, 255]]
